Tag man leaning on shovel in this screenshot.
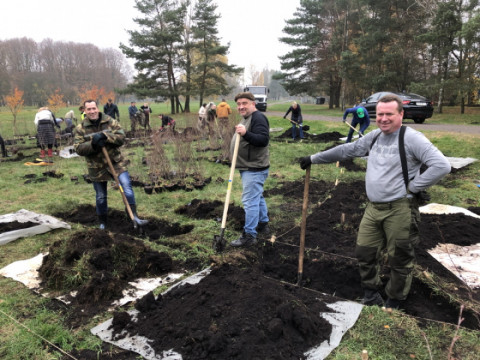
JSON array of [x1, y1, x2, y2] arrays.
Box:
[[299, 94, 450, 309], [229, 92, 271, 247], [74, 100, 148, 230]]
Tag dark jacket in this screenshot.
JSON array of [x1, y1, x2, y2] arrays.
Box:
[[231, 111, 270, 171], [104, 103, 120, 119], [74, 113, 129, 181], [284, 104, 303, 123]]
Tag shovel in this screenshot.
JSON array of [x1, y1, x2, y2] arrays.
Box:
[[213, 133, 240, 252], [297, 165, 310, 286], [101, 147, 147, 230], [344, 120, 363, 136]]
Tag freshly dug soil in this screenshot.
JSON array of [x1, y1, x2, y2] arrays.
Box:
[[48, 172, 478, 359], [110, 263, 336, 360], [39, 229, 174, 328], [53, 204, 194, 241]]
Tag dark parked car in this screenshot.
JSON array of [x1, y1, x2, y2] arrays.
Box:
[[360, 92, 434, 124]]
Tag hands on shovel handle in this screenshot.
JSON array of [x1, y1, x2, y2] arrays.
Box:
[[300, 156, 312, 170]]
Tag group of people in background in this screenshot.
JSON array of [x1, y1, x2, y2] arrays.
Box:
[[197, 98, 232, 134]]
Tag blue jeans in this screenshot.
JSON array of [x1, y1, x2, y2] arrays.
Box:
[[240, 169, 269, 237], [346, 119, 368, 143], [93, 171, 135, 215], [291, 124, 304, 139]]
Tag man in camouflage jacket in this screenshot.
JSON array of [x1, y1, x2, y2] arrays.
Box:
[[74, 100, 147, 229]]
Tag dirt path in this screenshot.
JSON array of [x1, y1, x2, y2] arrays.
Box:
[[266, 111, 480, 135]]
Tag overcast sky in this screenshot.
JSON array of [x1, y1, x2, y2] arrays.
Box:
[[0, 0, 300, 79]]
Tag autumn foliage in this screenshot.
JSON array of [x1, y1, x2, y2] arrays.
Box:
[[4, 87, 24, 135]]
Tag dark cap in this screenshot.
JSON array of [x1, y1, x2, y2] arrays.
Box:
[[234, 92, 255, 102]]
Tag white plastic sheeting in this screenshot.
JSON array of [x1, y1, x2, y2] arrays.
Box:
[[0, 209, 71, 245]]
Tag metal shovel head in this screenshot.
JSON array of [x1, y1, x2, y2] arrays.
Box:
[[213, 228, 227, 252]]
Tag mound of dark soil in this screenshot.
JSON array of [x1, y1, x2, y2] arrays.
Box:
[[174, 199, 245, 231], [54, 204, 194, 240], [39, 229, 174, 327], [275, 129, 345, 142], [110, 263, 335, 360]]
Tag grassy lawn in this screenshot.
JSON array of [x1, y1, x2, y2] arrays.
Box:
[[0, 104, 479, 359]]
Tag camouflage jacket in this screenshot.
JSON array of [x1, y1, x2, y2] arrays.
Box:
[[74, 113, 129, 181]]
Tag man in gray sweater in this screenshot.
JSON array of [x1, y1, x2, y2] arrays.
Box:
[[300, 94, 451, 309]]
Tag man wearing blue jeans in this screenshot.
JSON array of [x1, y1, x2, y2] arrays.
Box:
[[230, 92, 270, 247], [74, 100, 148, 230]]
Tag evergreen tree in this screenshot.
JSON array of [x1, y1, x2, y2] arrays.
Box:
[[120, 0, 187, 114], [191, 0, 242, 106]]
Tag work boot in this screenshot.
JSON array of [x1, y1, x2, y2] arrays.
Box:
[[128, 204, 149, 226], [257, 222, 271, 235], [40, 149, 46, 158], [361, 289, 384, 306], [230, 232, 257, 247], [385, 298, 402, 310], [98, 214, 108, 230]]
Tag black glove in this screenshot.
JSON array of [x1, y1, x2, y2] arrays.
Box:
[[283, 116, 286, 119], [414, 190, 431, 205], [299, 156, 312, 170], [91, 132, 107, 150]]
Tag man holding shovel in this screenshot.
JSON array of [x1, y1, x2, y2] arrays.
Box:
[[74, 100, 148, 230], [299, 94, 450, 309], [230, 92, 271, 247], [343, 105, 370, 143]]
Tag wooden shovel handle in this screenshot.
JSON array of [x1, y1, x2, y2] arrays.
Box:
[[298, 165, 310, 283], [220, 133, 241, 229], [101, 147, 135, 221]]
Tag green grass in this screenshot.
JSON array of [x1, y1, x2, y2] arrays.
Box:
[[0, 106, 479, 358]]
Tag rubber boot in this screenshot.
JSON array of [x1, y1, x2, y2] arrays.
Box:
[[128, 204, 149, 226], [98, 214, 108, 230], [47, 148, 53, 158], [40, 149, 46, 158]]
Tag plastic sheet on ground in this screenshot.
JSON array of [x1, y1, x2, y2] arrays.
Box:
[[91, 268, 363, 360], [339, 134, 359, 141], [422, 203, 480, 289], [59, 146, 79, 158], [0, 253, 46, 289], [445, 156, 477, 170], [0, 252, 185, 306], [428, 243, 480, 289], [420, 203, 480, 219], [0, 209, 71, 246], [269, 127, 283, 133]]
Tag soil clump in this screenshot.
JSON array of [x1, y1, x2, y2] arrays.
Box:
[[53, 204, 194, 241]]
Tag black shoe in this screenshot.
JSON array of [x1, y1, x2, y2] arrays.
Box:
[[385, 298, 402, 310], [230, 232, 257, 247], [361, 289, 384, 306], [257, 222, 271, 235]]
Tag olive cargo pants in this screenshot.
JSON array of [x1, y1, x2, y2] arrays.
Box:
[[355, 197, 420, 301]]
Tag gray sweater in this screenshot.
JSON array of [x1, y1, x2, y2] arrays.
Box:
[[311, 127, 451, 202]]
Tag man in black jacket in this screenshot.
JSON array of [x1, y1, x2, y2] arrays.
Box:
[[104, 99, 120, 120], [230, 92, 270, 247]]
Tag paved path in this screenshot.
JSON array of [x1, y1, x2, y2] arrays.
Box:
[[266, 111, 480, 135]]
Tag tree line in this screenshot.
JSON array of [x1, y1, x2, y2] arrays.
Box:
[[278, 0, 480, 113], [0, 37, 130, 107]]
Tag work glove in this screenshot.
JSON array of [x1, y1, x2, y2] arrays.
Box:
[[414, 190, 431, 205], [91, 132, 107, 150], [342, 118, 346, 123], [299, 156, 312, 170], [283, 116, 286, 119]]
